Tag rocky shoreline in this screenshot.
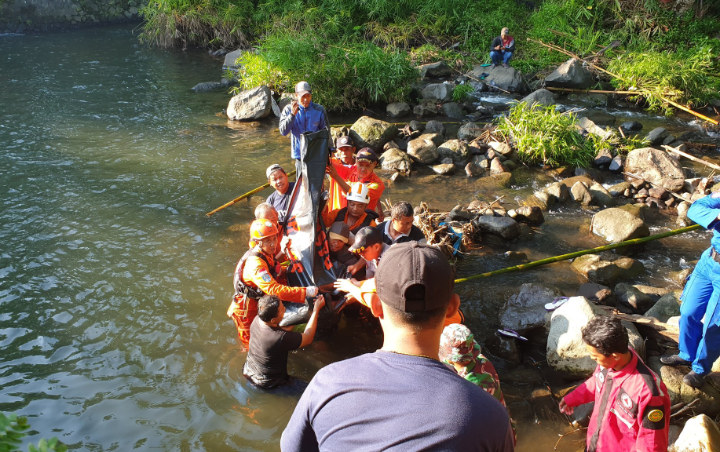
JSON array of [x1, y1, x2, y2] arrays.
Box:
[[206, 50, 720, 448]]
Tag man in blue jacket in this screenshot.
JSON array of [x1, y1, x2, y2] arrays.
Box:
[[661, 192, 720, 389], [278, 81, 329, 160]]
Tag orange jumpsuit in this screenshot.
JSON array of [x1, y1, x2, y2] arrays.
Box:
[[338, 172, 385, 212], [322, 207, 378, 234], [328, 157, 355, 211], [228, 249, 307, 349]]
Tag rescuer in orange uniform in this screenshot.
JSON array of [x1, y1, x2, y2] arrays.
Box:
[[228, 219, 318, 349]]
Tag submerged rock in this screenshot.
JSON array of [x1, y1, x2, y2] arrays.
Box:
[[499, 283, 558, 333], [520, 89, 556, 107], [571, 254, 644, 285], [386, 102, 411, 118]]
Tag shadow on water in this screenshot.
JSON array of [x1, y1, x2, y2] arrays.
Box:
[[0, 25, 717, 451]]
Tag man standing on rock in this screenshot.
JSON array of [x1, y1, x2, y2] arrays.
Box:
[[279, 81, 329, 160], [490, 27, 515, 68], [661, 192, 720, 389], [281, 242, 514, 451], [559, 316, 670, 452]]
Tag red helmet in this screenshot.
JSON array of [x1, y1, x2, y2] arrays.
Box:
[[249, 219, 278, 241]]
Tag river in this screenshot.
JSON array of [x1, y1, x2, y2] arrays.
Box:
[[0, 25, 715, 451]]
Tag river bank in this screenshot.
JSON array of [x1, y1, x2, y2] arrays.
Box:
[[2, 24, 719, 450]]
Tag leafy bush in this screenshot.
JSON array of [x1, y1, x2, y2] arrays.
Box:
[[452, 84, 474, 102], [0, 412, 66, 452], [496, 103, 596, 168]]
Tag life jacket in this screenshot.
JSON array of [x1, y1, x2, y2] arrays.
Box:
[[233, 249, 276, 300]]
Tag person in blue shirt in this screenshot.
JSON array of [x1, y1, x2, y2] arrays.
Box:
[[661, 192, 720, 389], [278, 81, 329, 160]]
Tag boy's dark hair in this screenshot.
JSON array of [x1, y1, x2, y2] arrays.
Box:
[[257, 295, 281, 322], [581, 316, 629, 356], [391, 201, 413, 220]]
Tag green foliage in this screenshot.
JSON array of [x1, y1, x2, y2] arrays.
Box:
[[1, 412, 29, 451], [0, 412, 66, 452], [452, 84, 474, 103], [496, 103, 596, 168], [607, 40, 720, 113]]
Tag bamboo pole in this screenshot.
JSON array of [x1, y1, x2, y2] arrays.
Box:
[[528, 38, 720, 126], [454, 223, 701, 284], [205, 170, 296, 217], [663, 145, 720, 172], [545, 87, 639, 95]]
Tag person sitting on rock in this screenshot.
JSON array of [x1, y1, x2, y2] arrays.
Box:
[[559, 315, 670, 452], [377, 201, 426, 246], [265, 164, 295, 221], [327, 135, 356, 211], [322, 183, 378, 235], [243, 294, 325, 389], [490, 27, 515, 68], [326, 148, 385, 221]]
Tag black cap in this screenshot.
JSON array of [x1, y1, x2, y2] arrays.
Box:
[[376, 242, 454, 313], [356, 147, 378, 163], [349, 226, 382, 252]]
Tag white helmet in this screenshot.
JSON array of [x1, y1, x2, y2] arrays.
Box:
[[346, 183, 370, 204]]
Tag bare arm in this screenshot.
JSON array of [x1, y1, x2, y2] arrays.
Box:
[[299, 295, 326, 347]]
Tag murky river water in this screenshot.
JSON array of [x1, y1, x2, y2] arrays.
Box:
[[1, 25, 717, 451]]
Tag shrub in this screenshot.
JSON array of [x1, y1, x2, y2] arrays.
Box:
[[496, 103, 596, 168], [452, 84, 474, 102], [0, 412, 66, 452]]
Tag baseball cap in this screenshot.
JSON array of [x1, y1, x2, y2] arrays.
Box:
[[328, 221, 353, 244], [356, 148, 378, 163], [336, 135, 354, 149], [376, 242, 454, 313], [349, 226, 382, 253], [295, 81, 311, 97], [266, 163, 284, 179]]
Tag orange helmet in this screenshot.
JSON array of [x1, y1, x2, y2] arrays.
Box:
[[249, 219, 278, 242]]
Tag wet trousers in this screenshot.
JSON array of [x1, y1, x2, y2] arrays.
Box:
[[227, 294, 257, 351], [679, 247, 720, 374]]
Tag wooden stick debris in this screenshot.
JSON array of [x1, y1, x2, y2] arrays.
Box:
[[662, 145, 720, 172], [205, 170, 296, 217]]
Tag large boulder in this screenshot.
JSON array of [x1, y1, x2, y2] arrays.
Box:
[[545, 58, 594, 89], [615, 283, 668, 314], [644, 292, 681, 322], [442, 102, 465, 119], [470, 64, 528, 93], [421, 82, 454, 102], [547, 297, 644, 377], [591, 207, 649, 243], [350, 116, 397, 152], [499, 283, 559, 332], [379, 148, 413, 173], [437, 139, 470, 165], [226, 86, 273, 121], [473, 215, 520, 240], [670, 414, 720, 452], [418, 61, 452, 79], [520, 89, 556, 107], [625, 147, 686, 192], [222, 49, 244, 77], [407, 134, 440, 164]]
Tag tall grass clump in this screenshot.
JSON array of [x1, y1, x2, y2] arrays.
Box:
[[496, 103, 596, 168], [607, 40, 720, 113]]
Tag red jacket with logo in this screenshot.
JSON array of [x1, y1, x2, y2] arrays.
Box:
[[563, 349, 670, 452]]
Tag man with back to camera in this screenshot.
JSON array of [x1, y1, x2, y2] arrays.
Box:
[[559, 316, 670, 452], [279, 81, 329, 160], [377, 201, 426, 246], [281, 242, 515, 451], [243, 294, 325, 389]]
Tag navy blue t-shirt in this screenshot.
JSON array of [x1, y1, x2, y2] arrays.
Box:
[[266, 181, 296, 220], [281, 350, 514, 451]]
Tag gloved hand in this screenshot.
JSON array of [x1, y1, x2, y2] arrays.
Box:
[[305, 286, 318, 298]]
